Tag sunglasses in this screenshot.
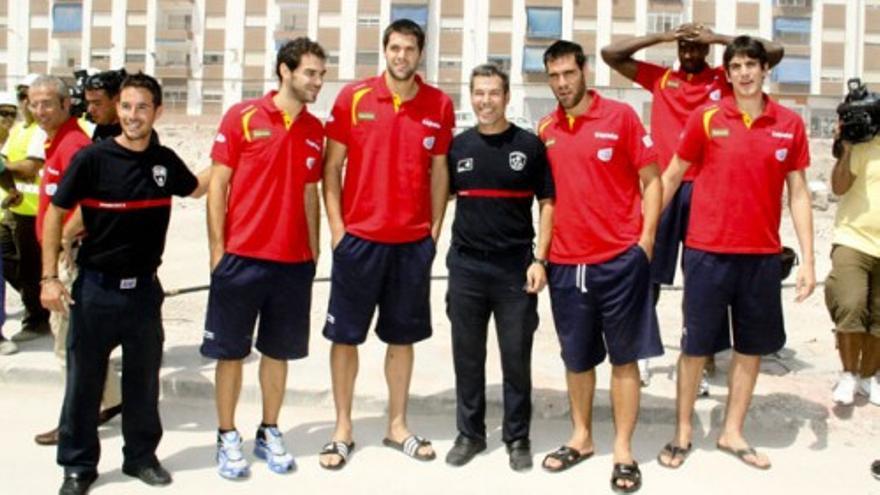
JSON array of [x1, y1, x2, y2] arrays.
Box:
[[0, 110, 16, 119]]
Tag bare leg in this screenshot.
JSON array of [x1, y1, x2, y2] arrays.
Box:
[[717, 352, 769, 468], [215, 359, 243, 431], [543, 369, 595, 470], [610, 362, 640, 490], [320, 343, 358, 468], [259, 355, 287, 425], [385, 344, 432, 457], [658, 354, 705, 467]]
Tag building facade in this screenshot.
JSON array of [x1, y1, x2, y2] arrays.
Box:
[[2, 0, 878, 134]]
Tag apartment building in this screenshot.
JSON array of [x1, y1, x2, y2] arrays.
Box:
[[1, 0, 879, 134]]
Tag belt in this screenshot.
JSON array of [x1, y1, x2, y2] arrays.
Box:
[[80, 268, 157, 290]]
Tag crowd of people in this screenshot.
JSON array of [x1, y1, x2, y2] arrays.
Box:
[[0, 17, 877, 495]]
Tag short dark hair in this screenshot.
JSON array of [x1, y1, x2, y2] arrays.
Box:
[[382, 19, 425, 53], [722, 35, 768, 71], [276, 37, 326, 82], [470, 63, 510, 94], [120, 72, 162, 107], [543, 40, 587, 69]]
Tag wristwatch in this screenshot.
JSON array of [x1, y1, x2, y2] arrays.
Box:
[[532, 257, 548, 268]]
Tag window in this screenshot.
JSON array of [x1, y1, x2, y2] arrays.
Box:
[[358, 15, 380, 27], [203, 52, 224, 65], [53, 3, 83, 33], [125, 51, 146, 63], [647, 12, 685, 34], [523, 46, 546, 73], [165, 13, 192, 30], [202, 91, 224, 104], [771, 56, 811, 84], [810, 109, 836, 138], [391, 4, 429, 30], [439, 56, 461, 69], [773, 17, 811, 44], [356, 52, 379, 66], [526, 7, 561, 39], [487, 55, 511, 73], [774, 0, 809, 7], [243, 86, 264, 99], [90, 54, 110, 65], [279, 1, 308, 31]]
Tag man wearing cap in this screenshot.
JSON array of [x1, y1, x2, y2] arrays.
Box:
[[0, 74, 50, 344]]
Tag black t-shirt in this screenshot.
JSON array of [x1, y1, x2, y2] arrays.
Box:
[[92, 123, 122, 142], [447, 124, 554, 252], [53, 138, 197, 276]]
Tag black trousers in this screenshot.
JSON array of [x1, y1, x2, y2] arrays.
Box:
[[446, 245, 538, 443], [0, 212, 48, 328], [57, 269, 165, 475]]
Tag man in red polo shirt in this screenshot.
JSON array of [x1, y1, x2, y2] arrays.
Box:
[[320, 19, 454, 469], [201, 37, 326, 480], [659, 36, 815, 470], [602, 23, 783, 388], [538, 40, 662, 492]]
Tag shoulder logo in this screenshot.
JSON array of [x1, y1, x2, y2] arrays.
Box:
[[775, 148, 788, 162], [509, 151, 527, 171], [457, 158, 474, 173], [709, 89, 722, 101], [771, 131, 794, 140], [710, 127, 729, 138], [152, 165, 168, 187], [423, 136, 435, 150], [215, 133, 227, 143], [305, 138, 321, 152], [597, 147, 614, 162], [45, 183, 58, 196], [421, 118, 441, 129], [594, 131, 619, 140]]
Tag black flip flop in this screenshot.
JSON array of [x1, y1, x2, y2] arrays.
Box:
[[611, 461, 642, 493], [382, 435, 436, 461], [657, 442, 692, 469], [319, 441, 355, 470], [541, 445, 594, 473]]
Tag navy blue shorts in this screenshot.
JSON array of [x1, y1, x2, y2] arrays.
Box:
[[201, 254, 315, 360], [681, 248, 785, 356], [324, 233, 435, 345], [651, 181, 693, 285], [549, 245, 663, 372]]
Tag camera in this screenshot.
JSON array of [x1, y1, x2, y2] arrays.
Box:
[[69, 68, 128, 120], [833, 78, 880, 158]]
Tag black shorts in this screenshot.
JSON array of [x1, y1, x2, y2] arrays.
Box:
[[549, 245, 663, 372], [201, 254, 315, 360], [323, 233, 435, 345], [681, 248, 785, 356], [651, 181, 693, 285]]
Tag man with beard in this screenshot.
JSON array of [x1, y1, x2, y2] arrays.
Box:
[[444, 64, 554, 471], [660, 36, 814, 470], [538, 41, 662, 492], [42, 72, 207, 495], [320, 19, 454, 469], [202, 37, 326, 480], [601, 23, 784, 390]]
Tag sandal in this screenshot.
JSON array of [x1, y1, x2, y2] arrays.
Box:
[[657, 442, 692, 469], [382, 435, 436, 461], [319, 441, 355, 470], [541, 445, 594, 473], [716, 442, 770, 470], [611, 461, 642, 493]]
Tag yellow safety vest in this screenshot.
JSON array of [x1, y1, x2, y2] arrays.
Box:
[[1, 121, 41, 216]]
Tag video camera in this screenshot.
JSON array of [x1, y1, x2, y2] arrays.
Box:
[[833, 78, 880, 158], [69, 68, 128, 119]]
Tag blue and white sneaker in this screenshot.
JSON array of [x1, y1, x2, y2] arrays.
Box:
[[254, 426, 295, 474], [217, 430, 250, 480]]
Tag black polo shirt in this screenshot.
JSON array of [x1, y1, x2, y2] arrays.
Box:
[[92, 123, 122, 142], [52, 138, 197, 276], [447, 124, 554, 252]]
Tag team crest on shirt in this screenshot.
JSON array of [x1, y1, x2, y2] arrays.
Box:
[[152, 165, 168, 187], [306, 157, 316, 170], [709, 89, 722, 101], [423, 136, 436, 150], [45, 183, 58, 196], [457, 158, 474, 173], [597, 147, 614, 162], [509, 151, 527, 171], [775, 148, 789, 162]]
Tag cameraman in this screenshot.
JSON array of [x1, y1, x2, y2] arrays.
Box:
[[826, 124, 880, 407]]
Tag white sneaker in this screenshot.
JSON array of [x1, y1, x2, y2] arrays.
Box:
[[217, 430, 250, 480], [697, 371, 710, 397], [638, 359, 651, 387], [0, 339, 18, 355], [833, 372, 857, 405], [867, 375, 880, 406]]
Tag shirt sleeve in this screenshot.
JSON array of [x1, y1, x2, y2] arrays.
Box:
[[27, 127, 47, 160], [167, 150, 198, 197], [446, 136, 460, 195], [788, 118, 810, 172], [210, 106, 244, 168], [624, 107, 658, 171], [52, 151, 90, 209], [325, 86, 352, 146], [633, 61, 668, 92], [532, 139, 555, 200], [676, 108, 707, 166], [430, 94, 456, 156]]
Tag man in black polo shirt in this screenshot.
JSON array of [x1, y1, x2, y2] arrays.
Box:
[[40, 72, 207, 495], [444, 64, 554, 472]]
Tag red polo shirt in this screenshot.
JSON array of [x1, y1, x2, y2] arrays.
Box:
[[634, 61, 730, 180], [325, 74, 454, 243], [677, 95, 810, 254], [37, 117, 92, 242], [538, 90, 658, 265], [211, 91, 324, 262]]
